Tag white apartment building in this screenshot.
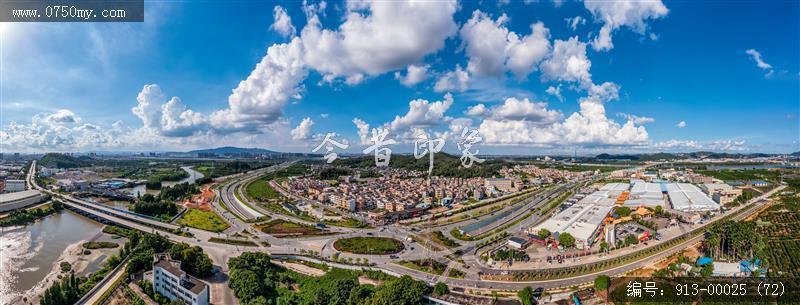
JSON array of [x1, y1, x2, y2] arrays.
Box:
[[151, 254, 210, 305]]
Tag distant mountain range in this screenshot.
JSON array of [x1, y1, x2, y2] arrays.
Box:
[[595, 151, 783, 161], [187, 146, 283, 155]]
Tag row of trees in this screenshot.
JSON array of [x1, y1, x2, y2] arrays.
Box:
[[125, 230, 213, 278], [0, 201, 63, 227], [705, 220, 766, 262], [39, 274, 82, 305], [160, 182, 200, 201], [131, 193, 178, 218], [228, 252, 432, 305]]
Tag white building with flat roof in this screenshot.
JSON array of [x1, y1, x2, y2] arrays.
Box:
[[151, 254, 210, 305], [625, 180, 665, 208], [666, 183, 720, 212], [600, 183, 630, 192], [577, 191, 617, 206], [0, 190, 43, 212], [3, 179, 25, 193], [530, 202, 613, 249]]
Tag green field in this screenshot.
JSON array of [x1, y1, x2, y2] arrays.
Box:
[[82, 241, 119, 249], [333, 237, 404, 254], [245, 179, 285, 202], [755, 192, 800, 276], [256, 219, 328, 237], [695, 169, 784, 182], [425, 231, 460, 248], [177, 209, 230, 233]]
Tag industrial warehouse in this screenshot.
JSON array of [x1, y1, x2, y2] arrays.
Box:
[[529, 179, 721, 250], [0, 190, 43, 212]]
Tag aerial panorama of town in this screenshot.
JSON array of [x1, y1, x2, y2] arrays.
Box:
[[0, 0, 798, 305]]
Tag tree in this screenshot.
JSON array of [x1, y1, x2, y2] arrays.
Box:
[[625, 234, 639, 246], [368, 275, 429, 305], [615, 206, 632, 217], [537, 229, 551, 239], [169, 243, 213, 277], [558, 232, 575, 248], [517, 286, 534, 305], [229, 269, 264, 303], [433, 282, 449, 296], [594, 275, 610, 290], [599, 241, 609, 252], [227, 252, 277, 304], [348, 285, 375, 305], [654, 205, 664, 215], [700, 263, 714, 277]]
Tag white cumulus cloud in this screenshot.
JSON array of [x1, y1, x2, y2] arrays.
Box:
[[272, 6, 296, 37], [434, 65, 470, 93], [394, 64, 430, 87], [460, 10, 551, 79], [584, 0, 669, 51], [389, 94, 454, 131], [291, 117, 315, 140], [490, 97, 563, 124], [540, 37, 592, 86], [465, 104, 489, 117], [565, 16, 586, 31]]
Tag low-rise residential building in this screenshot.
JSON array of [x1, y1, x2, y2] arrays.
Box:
[[3, 179, 25, 193], [150, 254, 210, 305], [484, 178, 515, 192], [507, 236, 530, 250]]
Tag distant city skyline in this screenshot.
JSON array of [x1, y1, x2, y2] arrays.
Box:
[[1, 0, 798, 154]]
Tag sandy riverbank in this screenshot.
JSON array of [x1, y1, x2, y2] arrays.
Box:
[[9, 231, 124, 305]]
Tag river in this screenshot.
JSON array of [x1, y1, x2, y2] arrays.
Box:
[[125, 166, 205, 197], [0, 210, 104, 304], [707, 164, 798, 170]]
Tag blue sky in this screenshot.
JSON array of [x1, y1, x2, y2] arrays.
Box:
[[1, 0, 797, 154]]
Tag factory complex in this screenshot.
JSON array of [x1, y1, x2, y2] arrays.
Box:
[[529, 179, 723, 249]]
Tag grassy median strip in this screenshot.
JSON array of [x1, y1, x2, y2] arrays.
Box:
[[177, 208, 230, 233], [208, 237, 258, 246], [424, 231, 461, 248], [333, 237, 404, 255]]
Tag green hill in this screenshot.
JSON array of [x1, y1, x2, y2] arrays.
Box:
[[39, 153, 91, 168]]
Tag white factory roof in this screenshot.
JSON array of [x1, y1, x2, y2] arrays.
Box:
[[700, 183, 733, 194], [578, 191, 617, 206], [533, 202, 613, 243], [666, 183, 720, 212], [625, 180, 665, 208], [600, 183, 630, 192], [0, 190, 41, 203]]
